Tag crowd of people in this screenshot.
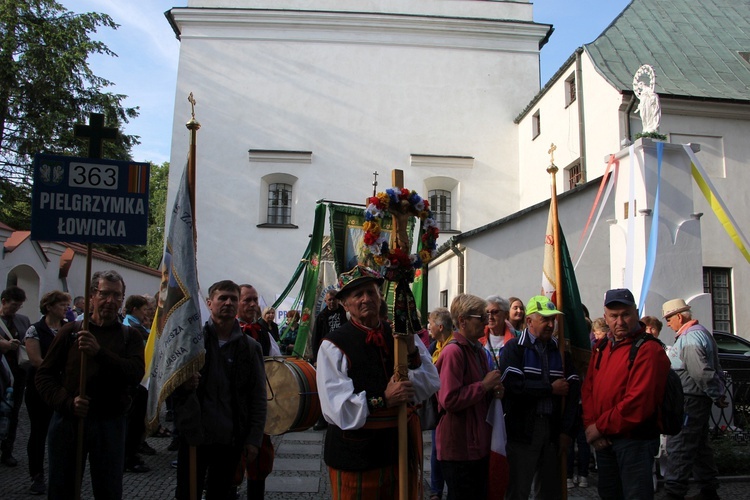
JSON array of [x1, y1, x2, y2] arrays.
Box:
[[0, 264, 730, 500]]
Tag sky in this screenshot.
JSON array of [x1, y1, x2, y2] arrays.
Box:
[[60, 0, 632, 165]]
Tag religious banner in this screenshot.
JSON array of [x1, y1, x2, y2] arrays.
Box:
[[328, 202, 408, 276], [291, 203, 326, 358], [30, 154, 150, 244], [145, 165, 206, 431]]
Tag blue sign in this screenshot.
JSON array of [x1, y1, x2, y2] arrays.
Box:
[[31, 154, 150, 245]]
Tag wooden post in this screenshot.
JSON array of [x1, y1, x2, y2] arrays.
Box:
[[72, 113, 118, 500], [390, 170, 409, 500], [547, 145, 568, 500], [186, 93, 201, 500]]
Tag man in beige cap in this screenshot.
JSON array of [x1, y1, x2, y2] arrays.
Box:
[[662, 298, 726, 500]]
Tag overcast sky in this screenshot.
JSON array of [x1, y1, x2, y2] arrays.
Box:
[[60, 0, 632, 165]]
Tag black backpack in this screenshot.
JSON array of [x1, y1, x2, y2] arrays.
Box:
[[628, 334, 684, 435]]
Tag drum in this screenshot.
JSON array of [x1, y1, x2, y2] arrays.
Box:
[[264, 357, 322, 435]]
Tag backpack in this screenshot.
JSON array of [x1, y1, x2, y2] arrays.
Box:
[[628, 334, 684, 435]]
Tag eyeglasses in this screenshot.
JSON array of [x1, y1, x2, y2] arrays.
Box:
[[486, 309, 502, 316], [466, 313, 489, 322], [95, 290, 123, 301]]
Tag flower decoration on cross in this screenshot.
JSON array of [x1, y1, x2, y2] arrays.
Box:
[[362, 187, 439, 282]]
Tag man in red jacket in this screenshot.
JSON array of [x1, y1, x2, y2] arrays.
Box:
[[581, 288, 670, 500]]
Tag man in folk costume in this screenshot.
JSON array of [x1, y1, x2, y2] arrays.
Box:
[[316, 265, 439, 499]]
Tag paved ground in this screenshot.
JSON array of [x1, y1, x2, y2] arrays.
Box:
[[2, 404, 749, 498]]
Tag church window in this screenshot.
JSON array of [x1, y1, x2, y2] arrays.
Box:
[[703, 267, 733, 333], [566, 162, 583, 190], [267, 183, 292, 225], [440, 290, 448, 308], [429, 189, 451, 231], [532, 110, 541, 140], [565, 73, 577, 107]]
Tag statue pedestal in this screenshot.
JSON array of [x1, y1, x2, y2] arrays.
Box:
[[608, 139, 712, 344]]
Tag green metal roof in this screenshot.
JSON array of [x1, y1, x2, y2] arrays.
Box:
[[585, 0, 750, 101]]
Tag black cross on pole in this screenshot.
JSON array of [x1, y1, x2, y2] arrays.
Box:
[[70, 111, 119, 500], [73, 113, 119, 160]]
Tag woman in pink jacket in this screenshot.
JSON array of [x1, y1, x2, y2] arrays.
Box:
[[435, 294, 504, 500]]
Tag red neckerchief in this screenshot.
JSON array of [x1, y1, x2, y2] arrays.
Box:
[[350, 319, 390, 355], [239, 319, 261, 342]]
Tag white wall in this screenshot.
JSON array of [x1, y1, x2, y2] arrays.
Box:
[[429, 181, 614, 319], [168, 2, 548, 297]]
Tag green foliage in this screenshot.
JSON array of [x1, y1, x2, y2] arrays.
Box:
[[0, 0, 139, 186], [0, 176, 31, 229], [712, 433, 750, 475], [635, 131, 668, 141], [145, 161, 169, 268]]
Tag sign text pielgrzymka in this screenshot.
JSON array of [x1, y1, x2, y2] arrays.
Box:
[[31, 154, 150, 245]]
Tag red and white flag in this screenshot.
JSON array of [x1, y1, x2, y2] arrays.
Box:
[[486, 399, 508, 497]]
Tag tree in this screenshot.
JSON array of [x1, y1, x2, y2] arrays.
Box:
[[0, 0, 139, 187], [146, 161, 169, 268]]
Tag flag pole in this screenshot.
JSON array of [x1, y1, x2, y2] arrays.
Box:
[[186, 92, 201, 500], [547, 144, 569, 499], [390, 170, 409, 500]]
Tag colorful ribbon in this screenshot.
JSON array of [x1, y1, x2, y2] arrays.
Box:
[[684, 145, 750, 263], [638, 142, 663, 313]]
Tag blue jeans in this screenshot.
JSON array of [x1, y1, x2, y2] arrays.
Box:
[[567, 426, 591, 478], [596, 436, 658, 500], [47, 411, 127, 499], [430, 429, 445, 497]]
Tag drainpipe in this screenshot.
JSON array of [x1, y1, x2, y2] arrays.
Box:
[[450, 238, 464, 295], [575, 50, 587, 182]]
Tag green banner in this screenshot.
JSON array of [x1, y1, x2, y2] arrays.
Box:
[[559, 223, 591, 375], [292, 203, 327, 358]]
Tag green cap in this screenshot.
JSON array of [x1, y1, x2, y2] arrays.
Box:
[[526, 295, 564, 317]]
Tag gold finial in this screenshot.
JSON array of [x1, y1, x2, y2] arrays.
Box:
[[188, 93, 196, 119], [186, 92, 201, 130], [547, 143, 558, 174]]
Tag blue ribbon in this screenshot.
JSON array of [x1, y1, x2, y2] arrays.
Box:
[[638, 142, 663, 313]]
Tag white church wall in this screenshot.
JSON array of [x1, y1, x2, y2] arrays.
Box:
[[168, 4, 549, 297], [578, 51, 629, 181], [663, 110, 750, 336], [516, 52, 624, 209], [428, 181, 614, 318]]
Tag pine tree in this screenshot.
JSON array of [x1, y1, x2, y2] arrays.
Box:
[[0, 0, 139, 188]]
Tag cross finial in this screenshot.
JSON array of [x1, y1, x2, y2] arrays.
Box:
[[188, 93, 197, 120], [548, 143, 557, 166], [372, 171, 379, 196], [73, 113, 118, 160]]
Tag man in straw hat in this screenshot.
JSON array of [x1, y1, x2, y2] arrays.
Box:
[[662, 298, 726, 500], [316, 265, 439, 499], [582, 288, 670, 500]]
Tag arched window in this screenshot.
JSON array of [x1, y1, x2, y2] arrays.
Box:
[[259, 173, 298, 228], [267, 183, 292, 225], [429, 189, 451, 231]]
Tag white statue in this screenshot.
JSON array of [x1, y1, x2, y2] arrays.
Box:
[[633, 64, 661, 134]]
